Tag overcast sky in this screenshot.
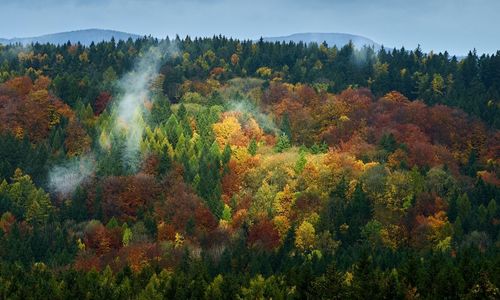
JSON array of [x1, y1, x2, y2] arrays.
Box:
[[1, 0, 499, 55]]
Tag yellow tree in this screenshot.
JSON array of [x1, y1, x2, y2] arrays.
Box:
[[212, 115, 248, 148], [295, 220, 316, 252]]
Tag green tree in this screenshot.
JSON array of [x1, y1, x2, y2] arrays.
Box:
[[280, 112, 292, 141], [294, 150, 307, 174], [274, 134, 291, 153], [198, 142, 223, 218], [2, 169, 53, 224], [150, 94, 172, 126], [248, 138, 258, 156]]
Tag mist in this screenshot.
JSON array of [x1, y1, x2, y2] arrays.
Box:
[[48, 155, 95, 196], [228, 100, 279, 135], [48, 43, 178, 196], [113, 46, 163, 171]]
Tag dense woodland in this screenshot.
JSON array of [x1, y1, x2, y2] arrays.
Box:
[[0, 36, 499, 299]]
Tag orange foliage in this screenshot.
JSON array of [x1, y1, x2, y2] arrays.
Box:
[[242, 117, 263, 142], [0, 76, 75, 142], [157, 222, 176, 241], [0, 212, 16, 234], [477, 171, 500, 186], [83, 223, 122, 256], [126, 244, 149, 273]]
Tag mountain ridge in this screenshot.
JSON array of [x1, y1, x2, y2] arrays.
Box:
[[0, 29, 382, 50], [0, 29, 141, 46], [261, 32, 381, 50]]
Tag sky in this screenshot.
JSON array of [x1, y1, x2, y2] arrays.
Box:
[[1, 0, 499, 55]]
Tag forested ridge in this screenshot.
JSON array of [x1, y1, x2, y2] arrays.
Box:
[[0, 36, 499, 299]]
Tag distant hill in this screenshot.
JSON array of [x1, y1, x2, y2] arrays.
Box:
[[0, 29, 141, 46], [0, 30, 382, 50], [262, 32, 381, 50]]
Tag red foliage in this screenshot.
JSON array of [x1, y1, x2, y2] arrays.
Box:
[[247, 218, 281, 251], [94, 91, 112, 116], [74, 252, 101, 272], [100, 174, 160, 223], [154, 171, 217, 238], [210, 67, 225, 78], [293, 191, 322, 220]]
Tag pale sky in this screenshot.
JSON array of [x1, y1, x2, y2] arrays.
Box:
[[1, 0, 499, 55]]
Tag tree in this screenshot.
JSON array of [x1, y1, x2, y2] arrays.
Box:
[[311, 263, 347, 299], [248, 138, 257, 156], [25, 188, 53, 224], [295, 220, 316, 252], [150, 94, 172, 126], [247, 218, 281, 251], [64, 120, 91, 156], [274, 133, 291, 153], [165, 114, 180, 146], [197, 142, 223, 218], [345, 183, 371, 242], [457, 193, 472, 230], [239, 275, 295, 299], [94, 91, 112, 116], [213, 115, 247, 148], [295, 150, 307, 174], [280, 112, 292, 141], [205, 275, 224, 299], [1, 168, 53, 224]]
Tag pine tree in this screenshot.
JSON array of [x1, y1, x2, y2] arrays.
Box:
[[280, 112, 292, 141], [150, 94, 172, 127], [294, 150, 307, 174], [274, 134, 291, 153], [165, 114, 179, 146], [248, 138, 257, 156], [197, 142, 223, 218]]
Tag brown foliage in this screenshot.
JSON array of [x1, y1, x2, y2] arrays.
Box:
[[100, 174, 160, 222], [154, 171, 217, 238], [94, 91, 112, 116], [247, 218, 281, 250], [64, 120, 92, 156]]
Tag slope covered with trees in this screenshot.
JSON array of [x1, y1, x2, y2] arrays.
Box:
[[0, 37, 499, 298]]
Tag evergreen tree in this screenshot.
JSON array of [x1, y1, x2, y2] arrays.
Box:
[[274, 133, 291, 153], [280, 112, 292, 141], [197, 142, 223, 218], [248, 138, 258, 156]]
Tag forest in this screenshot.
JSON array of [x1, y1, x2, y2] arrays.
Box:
[[0, 36, 499, 299]]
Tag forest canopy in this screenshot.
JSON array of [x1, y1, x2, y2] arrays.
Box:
[[0, 36, 499, 299]]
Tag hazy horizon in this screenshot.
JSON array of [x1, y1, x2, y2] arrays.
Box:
[[1, 0, 499, 55]]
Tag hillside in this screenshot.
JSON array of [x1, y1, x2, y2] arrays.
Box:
[[0, 36, 498, 298]]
